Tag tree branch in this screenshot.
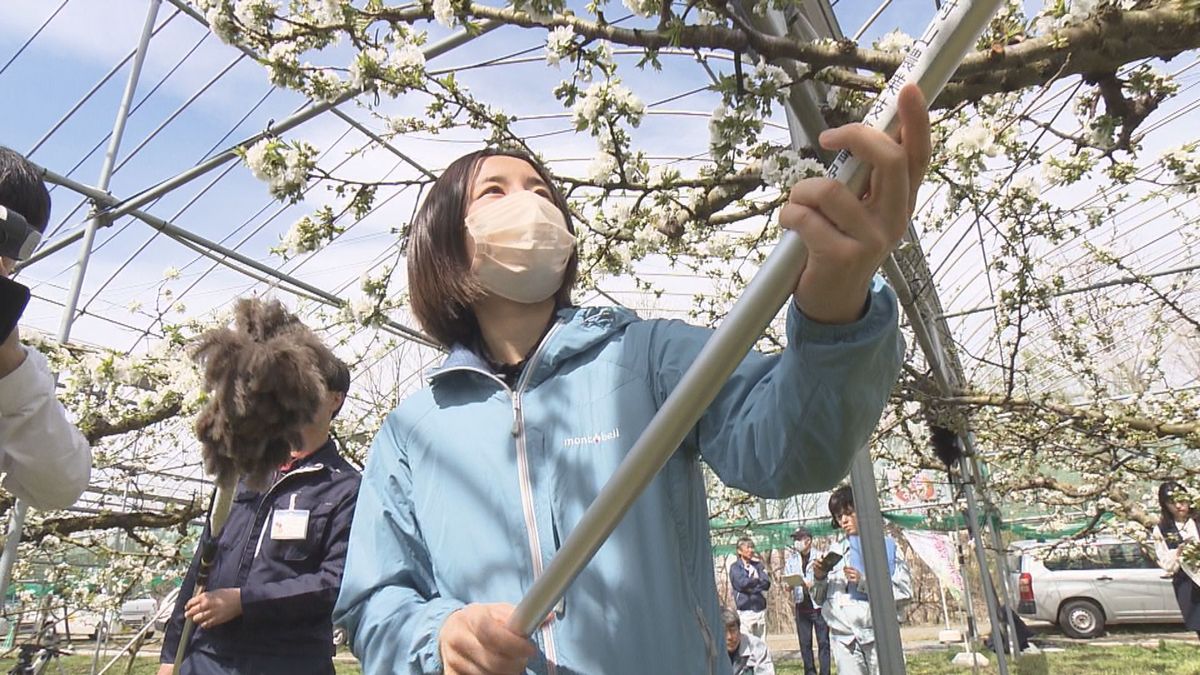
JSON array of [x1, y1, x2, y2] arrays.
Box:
[[25, 501, 206, 544], [935, 392, 1199, 439], [77, 394, 185, 445], [368, 3, 1200, 113]]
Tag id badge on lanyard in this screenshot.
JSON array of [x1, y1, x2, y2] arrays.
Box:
[[270, 493, 310, 541]]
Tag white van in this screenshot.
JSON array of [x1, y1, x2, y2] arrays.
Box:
[[1008, 536, 1182, 638]]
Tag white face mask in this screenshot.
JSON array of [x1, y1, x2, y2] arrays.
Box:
[[465, 190, 576, 304]]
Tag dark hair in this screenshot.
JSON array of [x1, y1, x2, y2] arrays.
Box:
[[1158, 481, 1197, 530], [324, 356, 351, 419], [406, 148, 578, 349], [790, 526, 812, 541], [0, 147, 51, 232], [829, 485, 855, 530], [720, 606, 740, 630]]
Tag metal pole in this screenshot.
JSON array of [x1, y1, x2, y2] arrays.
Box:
[[60, 0, 162, 341], [848, 452, 905, 674], [33, 167, 439, 349], [938, 576, 951, 629], [968, 432, 1023, 658], [880, 262, 1009, 674], [955, 529, 982, 675], [102, 9, 500, 222], [958, 460, 1010, 673], [0, 0, 161, 617], [509, 0, 1005, 636], [162, 0, 439, 181]]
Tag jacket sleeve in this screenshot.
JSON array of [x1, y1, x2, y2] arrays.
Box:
[[0, 346, 91, 510], [332, 413, 465, 674], [240, 483, 360, 623], [730, 562, 754, 595], [1153, 526, 1179, 575], [856, 542, 911, 603], [756, 563, 771, 592], [160, 529, 206, 663], [644, 277, 903, 497], [750, 637, 776, 675], [890, 551, 912, 604]]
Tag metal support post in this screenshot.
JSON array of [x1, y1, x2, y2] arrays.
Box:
[[848, 452, 906, 673], [0, 0, 161, 617], [103, 3, 499, 222], [958, 459, 1010, 672], [33, 167, 438, 350], [969, 435, 1022, 657]]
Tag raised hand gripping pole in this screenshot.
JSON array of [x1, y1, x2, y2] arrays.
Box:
[[509, 0, 1005, 637]]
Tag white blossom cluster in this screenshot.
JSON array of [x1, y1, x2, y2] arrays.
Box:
[[242, 137, 318, 201], [571, 80, 646, 130], [760, 149, 824, 190], [194, 0, 240, 44], [306, 0, 343, 25], [587, 152, 619, 183], [276, 206, 339, 257], [347, 42, 426, 94], [1005, 173, 1042, 207], [874, 30, 914, 53], [433, 0, 457, 27], [694, 8, 720, 25], [946, 120, 1000, 158], [622, 0, 659, 18], [1041, 150, 1096, 186], [545, 26, 576, 67], [1161, 142, 1200, 193], [306, 67, 346, 102], [1031, 0, 1139, 33], [233, 0, 277, 31], [350, 47, 388, 91]]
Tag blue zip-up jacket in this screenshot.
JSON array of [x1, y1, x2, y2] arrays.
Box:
[[162, 440, 361, 669], [730, 558, 771, 612], [334, 281, 903, 675]]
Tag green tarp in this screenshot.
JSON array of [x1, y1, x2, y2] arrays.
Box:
[[709, 512, 1114, 556]]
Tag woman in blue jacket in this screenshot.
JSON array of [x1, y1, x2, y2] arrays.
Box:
[[334, 84, 931, 675]]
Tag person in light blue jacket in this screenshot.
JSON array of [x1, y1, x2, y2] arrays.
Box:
[[334, 84, 931, 675]]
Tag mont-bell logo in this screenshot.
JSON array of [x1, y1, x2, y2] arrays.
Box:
[[562, 427, 621, 447]]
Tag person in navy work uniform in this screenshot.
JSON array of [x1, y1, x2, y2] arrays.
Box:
[[158, 355, 359, 675]]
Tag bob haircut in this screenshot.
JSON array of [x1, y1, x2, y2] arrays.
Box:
[[406, 147, 578, 349], [1159, 481, 1196, 529], [828, 484, 855, 530]]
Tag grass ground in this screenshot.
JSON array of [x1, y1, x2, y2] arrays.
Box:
[[776, 642, 1200, 675], [4, 642, 1199, 674]]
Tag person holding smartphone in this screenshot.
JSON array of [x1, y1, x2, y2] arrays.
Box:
[[810, 485, 910, 675], [0, 147, 90, 510]]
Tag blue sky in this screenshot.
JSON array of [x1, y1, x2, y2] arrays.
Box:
[[0, 0, 946, 352]]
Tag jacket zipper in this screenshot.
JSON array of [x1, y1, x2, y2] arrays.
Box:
[[433, 322, 565, 673], [513, 321, 563, 674]]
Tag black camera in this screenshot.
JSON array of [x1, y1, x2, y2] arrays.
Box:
[[0, 205, 39, 343], [0, 205, 42, 261]]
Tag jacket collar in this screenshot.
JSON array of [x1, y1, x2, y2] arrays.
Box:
[[426, 305, 639, 387], [234, 439, 343, 500], [284, 437, 340, 472]]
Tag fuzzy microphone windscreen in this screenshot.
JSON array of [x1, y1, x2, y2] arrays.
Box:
[[191, 297, 338, 489], [929, 424, 964, 468]]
